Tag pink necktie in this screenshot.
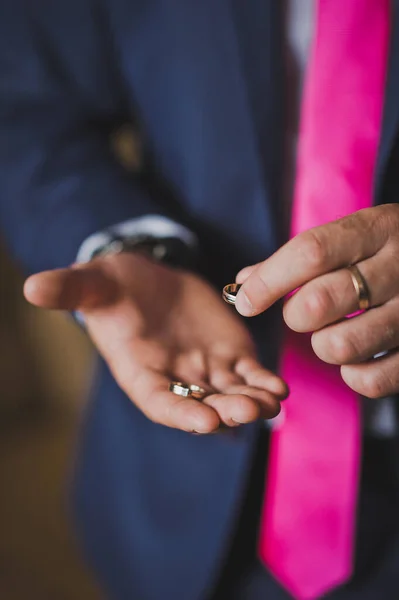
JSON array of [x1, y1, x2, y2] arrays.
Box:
[[258, 2, 390, 599]]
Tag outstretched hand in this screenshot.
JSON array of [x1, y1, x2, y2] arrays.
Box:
[[25, 253, 287, 433]]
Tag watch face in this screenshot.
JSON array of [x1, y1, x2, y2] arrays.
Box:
[[92, 235, 194, 268], [152, 243, 168, 260]]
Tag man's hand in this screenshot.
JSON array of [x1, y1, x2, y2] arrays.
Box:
[[235, 204, 399, 399], [24, 253, 287, 433]]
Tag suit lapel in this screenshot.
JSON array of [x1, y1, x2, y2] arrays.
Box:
[[161, 0, 282, 262], [376, 0, 399, 199], [229, 0, 285, 239], [374, 0, 399, 468], [228, 0, 284, 188]]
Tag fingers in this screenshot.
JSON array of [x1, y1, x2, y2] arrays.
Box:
[[24, 263, 118, 311], [204, 386, 282, 425], [236, 262, 261, 284], [207, 355, 283, 424], [117, 365, 221, 433], [173, 352, 284, 427], [203, 391, 262, 426], [284, 245, 399, 332], [341, 349, 399, 399], [105, 341, 278, 432], [206, 384, 282, 423], [235, 357, 289, 398], [88, 300, 284, 431], [235, 206, 393, 317], [311, 297, 399, 365], [89, 331, 221, 433], [173, 350, 208, 384], [208, 355, 243, 390], [206, 354, 262, 425], [111, 350, 279, 432], [153, 352, 284, 429]]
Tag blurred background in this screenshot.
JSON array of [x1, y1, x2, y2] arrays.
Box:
[[0, 246, 103, 599], [0, 129, 138, 600]]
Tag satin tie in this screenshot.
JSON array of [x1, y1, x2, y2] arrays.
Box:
[[258, 2, 390, 599]]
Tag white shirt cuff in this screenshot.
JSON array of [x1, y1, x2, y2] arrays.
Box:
[[76, 215, 197, 264]]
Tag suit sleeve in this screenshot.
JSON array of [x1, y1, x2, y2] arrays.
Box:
[[0, 4, 173, 273]]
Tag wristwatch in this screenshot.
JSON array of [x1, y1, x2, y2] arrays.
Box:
[[90, 233, 197, 269]]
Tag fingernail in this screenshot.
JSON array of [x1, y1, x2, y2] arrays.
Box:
[[192, 429, 219, 436], [235, 291, 253, 316], [192, 421, 212, 434]]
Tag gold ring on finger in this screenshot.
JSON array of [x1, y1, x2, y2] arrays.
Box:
[[347, 264, 371, 311]]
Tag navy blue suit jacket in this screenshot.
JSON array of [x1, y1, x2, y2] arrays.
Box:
[[2, 2, 399, 599]]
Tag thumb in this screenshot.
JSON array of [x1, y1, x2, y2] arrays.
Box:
[[24, 263, 119, 311], [236, 262, 261, 284]]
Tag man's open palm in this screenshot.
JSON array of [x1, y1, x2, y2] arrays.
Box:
[[24, 253, 287, 433]]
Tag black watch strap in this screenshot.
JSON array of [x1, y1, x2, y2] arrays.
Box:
[[91, 233, 197, 269]]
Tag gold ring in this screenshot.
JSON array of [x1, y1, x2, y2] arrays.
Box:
[[169, 381, 191, 397], [189, 384, 206, 400], [169, 382, 207, 400], [347, 265, 371, 311], [222, 283, 242, 305]]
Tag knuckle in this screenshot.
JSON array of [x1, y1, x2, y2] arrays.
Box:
[[375, 203, 399, 241], [255, 267, 270, 292], [302, 283, 334, 323], [383, 323, 397, 345], [298, 231, 327, 270], [359, 371, 387, 399], [328, 332, 360, 364], [385, 203, 399, 227]]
